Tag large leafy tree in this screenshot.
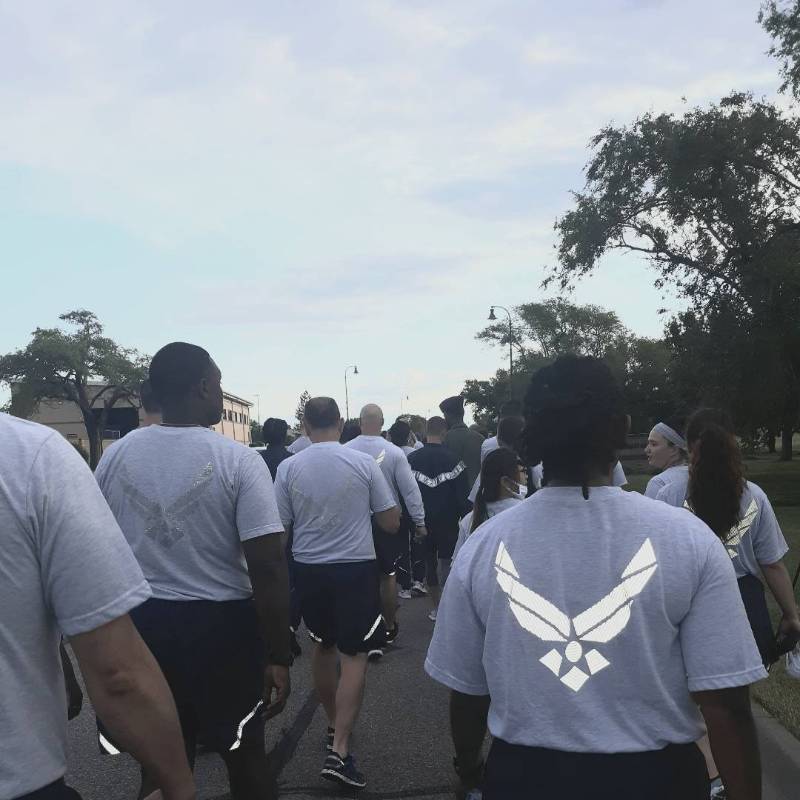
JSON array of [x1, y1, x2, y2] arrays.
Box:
[[761, 1, 800, 98], [293, 390, 312, 435], [553, 94, 800, 458], [0, 310, 147, 468]]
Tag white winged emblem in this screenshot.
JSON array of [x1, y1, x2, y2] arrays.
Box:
[[375, 449, 386, 466], [684, 498, 758, 560], [495, 539, 658, 692]]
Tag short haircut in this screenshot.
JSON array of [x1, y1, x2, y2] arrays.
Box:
[[303, 397, 341, 430], [497, 416, 525, 452], [149, 342, 213, 405], [262, 417, 288, 446], [388, 420, 411, 448], [139, 379, 161, 414], [426, 416, 447, 437], [499, 399, 522, 418], [523, 355, 627, 496]]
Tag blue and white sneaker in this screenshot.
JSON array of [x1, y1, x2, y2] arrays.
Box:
[[321, 751, 367, 789], [325, 726, 334, 752]]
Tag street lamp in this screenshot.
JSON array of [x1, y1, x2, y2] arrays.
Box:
[[254, 394, 261, 426], [489, 305, 514, 380], [344, 365, 359, 421]]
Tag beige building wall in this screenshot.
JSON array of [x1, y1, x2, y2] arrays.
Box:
[[25, 385, 252, 451]]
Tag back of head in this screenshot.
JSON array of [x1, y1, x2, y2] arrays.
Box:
[[522, 355, 627, 496], [497, 416, 525, 452], [439, 395, 464, 423], [499, 399, 522, 419], [149, 342, 213, 407], [472, 447, 522, 533], [685, 408, 745, 538], [304, 397, 341, 431], [389, 420, 411, 448], [359, 403, 384, 436], [426, 416, 447, 439], [263, 417, 288, 446], [139, 379, 161, 415], [340, 420, 362, 444]]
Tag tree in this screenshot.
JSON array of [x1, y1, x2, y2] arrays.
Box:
[[553, 94, 800, 458], [293, 390, 311, 435], [0, 310, 148, 468], [760, 1, 800, 98]]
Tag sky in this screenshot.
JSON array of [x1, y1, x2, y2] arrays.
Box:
[[0, 0, 783, 425]]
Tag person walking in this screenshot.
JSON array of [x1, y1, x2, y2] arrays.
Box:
[[345, 405, 427, 650], [274, 397, 400, 790], [260, 418, 293, 480], [408, 417, 471, 622], [0, 412, 194, 800], [644, 421, 688, 499], [427, 356, 766, 800], [439, 396, 484, 488], [95, 342, 291, 800]]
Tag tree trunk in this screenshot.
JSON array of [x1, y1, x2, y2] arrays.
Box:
[[780, 426, 794, 462], [81, 409, 101, 470], [767, 428, 776, 454]]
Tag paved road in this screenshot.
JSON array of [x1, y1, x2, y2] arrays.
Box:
[[65, 594, 800, 799]]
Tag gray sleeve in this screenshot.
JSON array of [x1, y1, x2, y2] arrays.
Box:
[[680, 533, 767, 692], [752, 494, 789, 566], [273, 460, 294, 529], [644, 475, 663, 499], [235, 450, 285, 542], [394, 453, 425, 524], [655, 483, 685, 508], [425, 566, 489, 695], [28, 433, 152, 637], [369, 459, 397, 513], [612, 462, 627, 487]]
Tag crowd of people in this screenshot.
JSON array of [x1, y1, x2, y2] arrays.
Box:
[[1, 341, 798, 800]]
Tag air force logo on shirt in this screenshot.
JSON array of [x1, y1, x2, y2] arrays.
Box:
[[684, 498, 758, 560], [494, 539, 658, 692]]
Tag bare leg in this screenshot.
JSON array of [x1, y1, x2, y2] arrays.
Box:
[[331, 653, 368, 757], [380, 574, 397, 630], [311, 643, 339, 726], [430, 585, 442, 613], [138, 728, 195, 800]]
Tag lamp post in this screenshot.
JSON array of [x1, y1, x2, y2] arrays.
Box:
[[488, 305, 514, 380], [254, 394, 261, 426], [344, 365, 359, 421]]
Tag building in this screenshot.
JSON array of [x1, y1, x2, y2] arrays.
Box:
[[22, 383, 253, 453]]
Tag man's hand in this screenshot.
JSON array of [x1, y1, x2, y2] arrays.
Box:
[[414, 524, 428, 543], [264, 664, 291, 720], [779, 615, 800, 638]]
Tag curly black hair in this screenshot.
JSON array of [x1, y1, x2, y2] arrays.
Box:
[[685, 408, 745, 538], [522, 355, 627, 498]]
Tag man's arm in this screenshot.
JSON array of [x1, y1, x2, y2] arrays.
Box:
[[242, 533, 292, 719], [692, 686, 761, 800], [71, 616, 195, 800], [760, 560, 800, 637], [374, 505, 401, 534], [450, 690, 490, 795]]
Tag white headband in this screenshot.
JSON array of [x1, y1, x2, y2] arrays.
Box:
[[653, 422, 687, 451]]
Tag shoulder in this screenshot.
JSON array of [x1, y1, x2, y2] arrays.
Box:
[[744, 480, 769, 505], [0, 414, 68, 473]]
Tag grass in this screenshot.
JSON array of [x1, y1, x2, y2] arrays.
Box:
[[624, 457, 800, 737]]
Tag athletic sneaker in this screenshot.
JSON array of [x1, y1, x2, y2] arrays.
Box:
[[428, 609, 438, 622], [398, 588, 412, 599], [412, 581, 428, 596], [465, 790, 483, 800], [367, 648, 384, 661], [326, 726, 335, 752], [321, 751, 367, 789], [709, 778, 727, 799], [386, 622, 399, 644]]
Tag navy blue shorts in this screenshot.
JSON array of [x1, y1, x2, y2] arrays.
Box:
[[98, 598, 265, 755], [294, 560, 384, 655], [372, 519, 405, 576], [483, 739, 707, 800], [14, 780, 82, 800]]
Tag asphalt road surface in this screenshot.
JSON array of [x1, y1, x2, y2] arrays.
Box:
[[64, 593, 800, 799]]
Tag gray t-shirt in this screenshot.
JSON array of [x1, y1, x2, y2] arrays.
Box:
[[645, 464, 688, 500], [657, 480, 788, 579], [274, 441, 396, 564], [288, 435, 311, 454], [345, 435, 425, 524], [454, 497, 521, 560], [0, 415, 151, 798], [95, 425, 284, 601], [426, 486, 765, 752]]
